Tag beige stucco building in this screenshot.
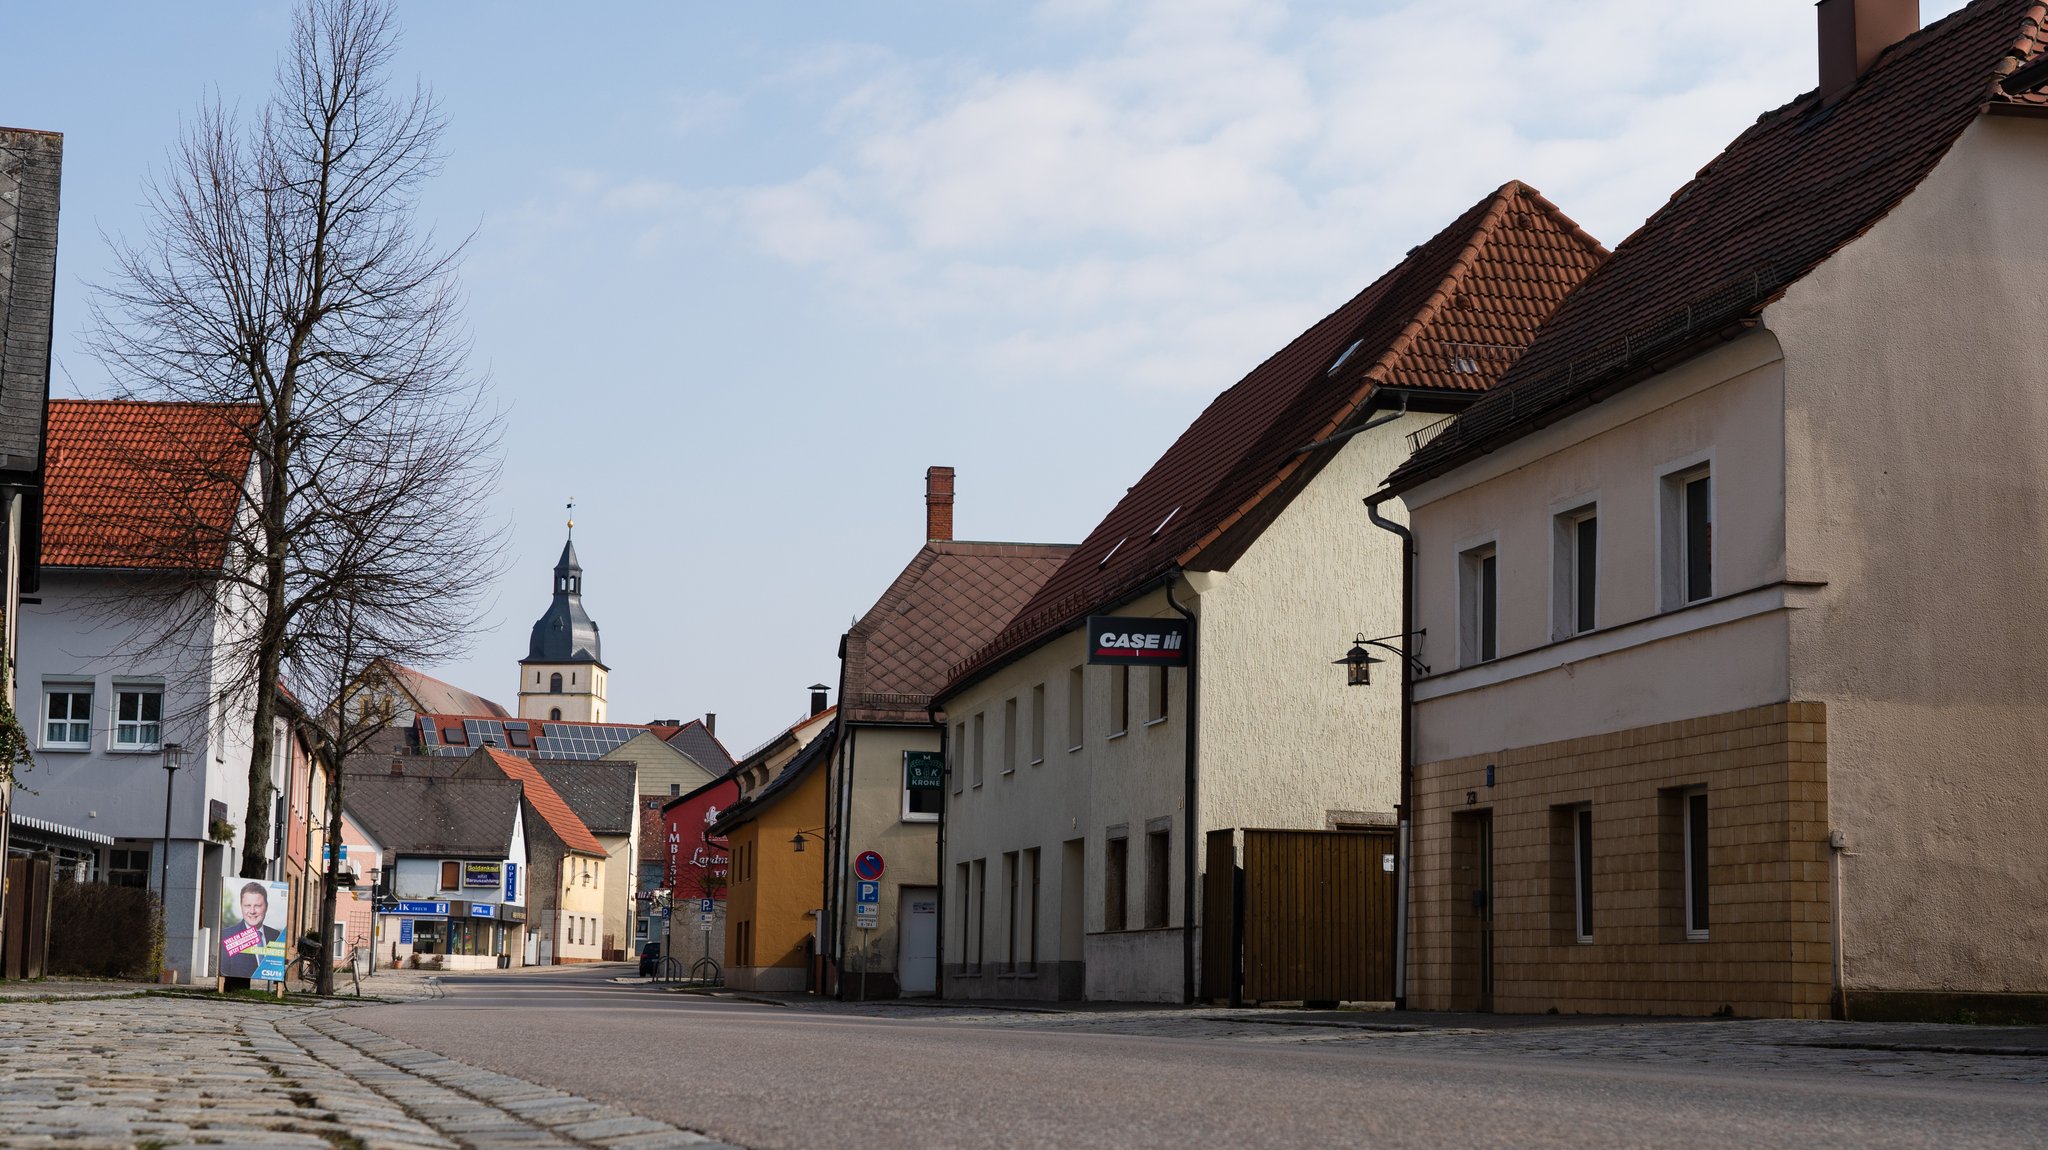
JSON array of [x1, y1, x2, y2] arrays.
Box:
[[1378, 0, 2048, 1020], [819, 468, 1071, 999], [939, 184, 1605, 1002]]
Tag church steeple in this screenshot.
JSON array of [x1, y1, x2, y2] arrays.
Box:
[[519, 506, 609, 723]]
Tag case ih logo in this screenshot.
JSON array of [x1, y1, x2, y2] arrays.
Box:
[[1086, 616, 1190, 666]]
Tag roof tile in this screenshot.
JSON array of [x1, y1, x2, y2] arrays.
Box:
[[44, 400, 258, 570]]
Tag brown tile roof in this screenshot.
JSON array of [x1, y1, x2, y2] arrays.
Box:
[[341, 774, 521, 857], [377, 659, 508, 719], [1387, 0, 2048, 493], [946, 182, 1604, 691], [43, 400, 259, 570], [842, 541, 1075, 724], [657, 719, 737, 774], [469, 747, 607, 856]]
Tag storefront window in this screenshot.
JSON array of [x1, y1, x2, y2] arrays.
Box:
[[412, 919, 445, 954]]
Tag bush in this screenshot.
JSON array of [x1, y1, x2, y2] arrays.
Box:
[[46, 882, 163, 979]]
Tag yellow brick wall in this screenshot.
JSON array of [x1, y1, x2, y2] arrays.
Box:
[[1409, 701, 1832, 1018]]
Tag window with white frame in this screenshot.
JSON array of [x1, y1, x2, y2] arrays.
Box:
[[1573, 805, 1594, 942], [1144, 666, 1168, 724], [1460, 543, 1498, 665], [1065, 667, 1084, 751], [43, 684, 92, 749], [971, 711, 986, 787], [951, 721, 966, 794], [1662, 466, 1713, 608], [1684, 788, 1710, 939], [1030, 683, 1046, 764], [113, 686, 164, 749], [1554, 505, 1598, 639], [1002, 697, 1018, 774], [903, 751, 940, 821]]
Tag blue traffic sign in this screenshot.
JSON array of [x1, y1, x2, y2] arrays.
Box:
[[699, 898, 715, 914], [856, 880, 880, 904], [853, 851, 885, 881]]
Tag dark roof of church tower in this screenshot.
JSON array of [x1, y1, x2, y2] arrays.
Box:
[[524, 535, 603, 665]]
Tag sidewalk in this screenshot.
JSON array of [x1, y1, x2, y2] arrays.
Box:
[[0, 977, 733, 1149]]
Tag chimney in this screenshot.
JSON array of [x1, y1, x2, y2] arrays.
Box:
[[1818, 0, 1919, 102], [809, 683, 830, 716], [925, 466, 955, 542], [389, 758, 403, 777], [704, 712, 716, 735]]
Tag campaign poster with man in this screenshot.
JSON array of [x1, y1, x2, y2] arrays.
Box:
[[219, 878, 289, 981]]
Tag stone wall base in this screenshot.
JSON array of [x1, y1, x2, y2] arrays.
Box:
[[1845, 990, 2048, 1025]]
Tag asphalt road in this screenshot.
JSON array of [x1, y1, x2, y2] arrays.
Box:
[[347, 966, 2047, 1150]]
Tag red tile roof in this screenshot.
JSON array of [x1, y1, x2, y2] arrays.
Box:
[[947, 182, 1604, 691], [1388, 0, 2048, 493], [43, 400, 259, 570], [842, 541, 1075, 724], [475, 747, 606, 855], [376, 659, 509, 719]]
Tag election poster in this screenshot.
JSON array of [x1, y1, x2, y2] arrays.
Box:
[[219, 878, 290, 982]]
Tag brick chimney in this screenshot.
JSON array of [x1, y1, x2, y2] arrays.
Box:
[[925, 466, 955, 542], [1818, 0, 1919, 102], [704, 712, 716, 736], [389, 758, 403, 777]]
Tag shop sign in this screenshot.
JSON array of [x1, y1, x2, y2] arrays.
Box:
[[463, 862, 503, 888], [399, 919, 414, 944], [904, 751, 944, 791], [499, 903, 527, 924], [504, 862, 518, 901], [390, 900, 450, 917], [471, 903, 497, 919], [1085, 616, 1190, 666]]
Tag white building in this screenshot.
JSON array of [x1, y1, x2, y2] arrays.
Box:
[[15, 399, 268, 982], [936, 183, 1605, 1002]]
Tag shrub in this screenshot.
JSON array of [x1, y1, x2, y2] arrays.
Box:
[[47, 882, 163, 979]]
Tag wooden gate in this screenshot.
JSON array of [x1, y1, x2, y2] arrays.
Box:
[[1203, 828, 1396, 1005], [2, 855, 54, 980]]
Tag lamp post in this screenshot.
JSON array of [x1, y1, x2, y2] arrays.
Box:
[[158, 741, 184, 981]]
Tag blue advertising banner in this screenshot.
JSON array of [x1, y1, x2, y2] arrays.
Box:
[[390, 900, 450, 916], [504, 862, 518, 902], [399, 919, 414, 944]]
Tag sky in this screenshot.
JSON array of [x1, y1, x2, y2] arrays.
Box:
[[4, 0, 1970, 753]]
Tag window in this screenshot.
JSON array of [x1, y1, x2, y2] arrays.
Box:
[[971, 712, 986, 787], [1022, 847, 1040, 971], [1030, 684, 1046, 764], [549, 672, 563, 694], [332, 921, 347, 960], [1144, 667, 1168, 725], [441, 860, 460, 890], [1144, 828, 1170, 928], [114, 687, 163, 749], [1001, 698, 1018, 775], [1663, 466, 1713, 608], [1004, 851, 1019, 970], [956, 861, 974, 968], [1554, 506, 1597, 638], [970, 858, 986, 969], [1104, 833, 1128, 931], [43, 686, 91, 749], [951, 722, 966, 794], [1685, 789, 1710, 938], [903, 751, 939, 820], [1460, 544, 1498, 665], [105, 847, 150, 888], [550, 708, 561, 720], [1573, 806, 1594, 942], [1109, 666, 1130, 736], [1066, 667, 1084, 751]]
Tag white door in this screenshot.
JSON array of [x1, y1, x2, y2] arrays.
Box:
[[898, 887, 939, 995]]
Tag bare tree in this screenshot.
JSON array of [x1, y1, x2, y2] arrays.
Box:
[[87, 0, 500, 882]]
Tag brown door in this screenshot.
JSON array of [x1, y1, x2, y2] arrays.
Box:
[[1451, 811, 1494, 1012]]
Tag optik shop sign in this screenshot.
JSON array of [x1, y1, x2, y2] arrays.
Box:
[[1086, 616, 1190, 666]]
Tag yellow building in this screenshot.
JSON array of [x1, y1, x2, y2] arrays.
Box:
[[712, 711, 835, 992]]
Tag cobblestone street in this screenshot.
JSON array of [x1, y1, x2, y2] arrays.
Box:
[[0, 979, 730, 1150]]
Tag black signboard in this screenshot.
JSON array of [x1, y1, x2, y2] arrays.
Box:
[[1085, 615, 1191, 666], [905, 751, 945, 791]]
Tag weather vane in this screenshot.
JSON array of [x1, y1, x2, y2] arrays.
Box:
[[567, 496, 576, 537]]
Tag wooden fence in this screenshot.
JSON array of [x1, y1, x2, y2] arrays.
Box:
[[1202, 828, 1396, 1005]]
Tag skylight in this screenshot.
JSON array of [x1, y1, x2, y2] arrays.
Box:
[[1098, 536, 1127, 569], [1151, 506, 1180, 539], [1327, 338, 1367, 378]]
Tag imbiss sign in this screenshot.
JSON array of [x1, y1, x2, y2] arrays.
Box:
[[1086, 616, 1190, 666]]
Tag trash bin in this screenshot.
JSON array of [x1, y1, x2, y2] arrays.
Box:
[[497, 952, 510, 969]]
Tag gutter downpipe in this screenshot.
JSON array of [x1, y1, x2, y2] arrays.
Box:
[[928, 703, 949, 1000], [1165, 570, 1199, 1005], [828, 725, 857, 997], [1365, 490, 1414, 1011]]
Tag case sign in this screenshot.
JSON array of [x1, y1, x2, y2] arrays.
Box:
[[463, 862, 503, 888], [904, 751, 944, 791], [1086, 616, 1190, 666]]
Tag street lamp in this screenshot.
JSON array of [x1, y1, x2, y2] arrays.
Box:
[[1334, 631, 1430, 687], [789, 826, 827, 853], [158, 741, 184, 979]]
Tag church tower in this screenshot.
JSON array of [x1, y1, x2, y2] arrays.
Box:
[[519, 527, 608, 723]]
